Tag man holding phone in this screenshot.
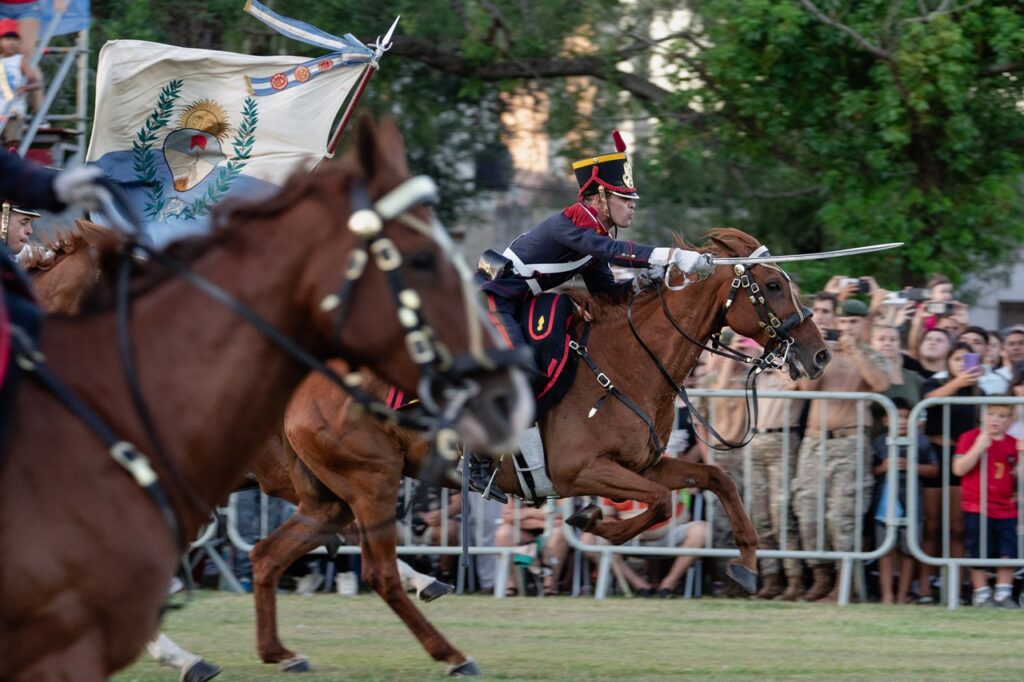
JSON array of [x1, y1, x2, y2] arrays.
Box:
[[792, 298, 891, 601], [958, 327, 1009, 394]]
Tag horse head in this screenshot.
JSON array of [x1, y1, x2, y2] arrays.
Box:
[[700, 228, 830, 379], [261, 115, 532, 453]]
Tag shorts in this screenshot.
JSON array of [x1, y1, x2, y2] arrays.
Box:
[[637, 521, 698, 547], [963, 513, 1018, 560], [0, 2, 42, 21], [2, 115, 25, 144]]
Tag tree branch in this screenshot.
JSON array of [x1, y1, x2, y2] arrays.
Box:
[[799, 0, 895, 60]]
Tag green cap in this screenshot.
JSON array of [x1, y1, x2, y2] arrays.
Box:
[[839, 299, 869, 317]]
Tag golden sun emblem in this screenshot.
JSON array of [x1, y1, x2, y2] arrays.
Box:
[[622, 160, 634, 189], [178, 99, 230, 140]]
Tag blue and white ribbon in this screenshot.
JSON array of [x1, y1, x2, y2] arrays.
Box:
[[243, 0, 373, 56]]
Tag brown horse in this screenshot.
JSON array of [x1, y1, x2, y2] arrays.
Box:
[[0, 117, 531, 680], [22, 220, 124, 314], [246, 228, 831, 674]]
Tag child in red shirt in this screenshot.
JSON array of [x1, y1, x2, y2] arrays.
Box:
[[952, 404, 1022, 607]]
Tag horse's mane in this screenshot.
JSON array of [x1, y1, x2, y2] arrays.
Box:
[[568, 227, 762, 321], [21, 228, 89, 272], [81, 158, 362, 311]]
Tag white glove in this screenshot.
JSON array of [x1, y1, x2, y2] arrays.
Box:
[[53, 165, 112, 212], [649, 247, 714, 278], [631, 265, 664, 293]]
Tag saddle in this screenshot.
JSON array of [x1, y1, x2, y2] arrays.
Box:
[[518, 292, 579, 421]]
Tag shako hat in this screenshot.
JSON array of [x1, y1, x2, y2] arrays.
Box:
[[1, 201, 40, 245], [571, 130, 638, 201]]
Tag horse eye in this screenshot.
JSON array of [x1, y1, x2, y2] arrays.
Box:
[[409, 251, 437, 271], [766, 281, 782, 292]]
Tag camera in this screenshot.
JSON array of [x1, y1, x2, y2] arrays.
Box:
[[904, 287, 932, 302], [925, 302, 954, 316], [839, 277, 871, 295], [883, 294, 908, 306], [824, 328, 841, 342]]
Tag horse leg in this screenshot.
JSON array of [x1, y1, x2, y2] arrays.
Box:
[[347, 485, 477, 675], [397, 558, 455, 602], [147, 633, 222, 682], [645, 457, 760, 593], [561, 458, 676, 546], [250, 502, 351, 671]]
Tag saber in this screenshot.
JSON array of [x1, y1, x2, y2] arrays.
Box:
[[711, 242, 903, 266]]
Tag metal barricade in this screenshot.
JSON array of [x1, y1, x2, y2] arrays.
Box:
[[191, 390, 907, 605], [906, 396, 1024, 610]]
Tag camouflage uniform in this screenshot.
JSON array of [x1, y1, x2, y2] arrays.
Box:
[[748, 431, 802, 577], [792, 431, 874, 565]]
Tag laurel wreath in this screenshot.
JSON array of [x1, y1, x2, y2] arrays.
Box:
[[131, 81, 259, 221], [132, 79, 181, 220]]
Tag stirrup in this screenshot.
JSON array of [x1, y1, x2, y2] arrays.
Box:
[[468, 456, 507, 504]]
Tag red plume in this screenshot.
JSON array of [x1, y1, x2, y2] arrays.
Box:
[[611, 130, 627, 153]]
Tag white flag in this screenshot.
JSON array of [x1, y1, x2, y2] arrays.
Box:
[[86, 38, 372, 245]]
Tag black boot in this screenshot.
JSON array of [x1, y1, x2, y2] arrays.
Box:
[[467, 453, 507, 503]]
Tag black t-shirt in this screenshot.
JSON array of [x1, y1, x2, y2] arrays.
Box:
[[902, 353, 937, 380], [920, 377, 979, 441]]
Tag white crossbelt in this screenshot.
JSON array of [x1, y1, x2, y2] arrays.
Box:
[[502, 247, 592, 296]]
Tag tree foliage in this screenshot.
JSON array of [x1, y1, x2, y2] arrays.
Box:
[[86, 1, 1024, 288]]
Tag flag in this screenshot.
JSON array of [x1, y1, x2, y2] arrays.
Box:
[[86, 34, 373, 245]]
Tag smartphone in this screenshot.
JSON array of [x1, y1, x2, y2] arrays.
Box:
[[883, 294, 908, 306], [840, 277, 871, 295], [824, 328, 841, 342], [925, 301, 953, 316], [962, 352, 980, 371], [904, 287, 932, 302]]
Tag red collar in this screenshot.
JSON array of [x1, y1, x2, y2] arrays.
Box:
[[562, 203, 608, 236]]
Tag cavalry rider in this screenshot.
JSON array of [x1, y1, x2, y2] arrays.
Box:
[[472, 131, 714, 497], [1, 200, 38, 256]]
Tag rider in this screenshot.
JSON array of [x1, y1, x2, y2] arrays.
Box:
[[1, 200, 38, 256], [472, 131, 714, 498]]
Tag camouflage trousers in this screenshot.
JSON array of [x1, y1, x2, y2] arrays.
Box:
[[747, 432, 802, 577], [792, 434, 872, 568]]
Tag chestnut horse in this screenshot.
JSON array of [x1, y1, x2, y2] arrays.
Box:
[[246, 228, 831, 674], [22, 221, 123, 314], [0, 117, 531, 680]]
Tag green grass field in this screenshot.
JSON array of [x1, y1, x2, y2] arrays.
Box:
[[114, 592, 1020, 681]]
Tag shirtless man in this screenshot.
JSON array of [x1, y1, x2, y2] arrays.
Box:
[[792, 297, 890, 601]]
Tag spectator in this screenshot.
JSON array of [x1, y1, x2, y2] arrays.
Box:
[[0, 19, 41, 147], [904, 328, 952, 380], [872, 398, 938, 604], [583, 496, 707, 598], [745, 365, 804, 601], [985, 330, 1003, 371], [927, 274, 954, 303], [494, 500, 567, 596], [792, 297, 891, 601], [872, 324, 925, 408], [811, 291, 839, 332], [918, 342, 983, 600], [396, 479, 461, 581], [1008, 362, 1024, 440], [958, 326, 1008, 394], [995, 326, 1024, 386], [951, 403, 1022, 608]]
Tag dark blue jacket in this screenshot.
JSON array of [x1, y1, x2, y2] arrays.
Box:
[[0, 151, 63, 213], [481, 211, 657, 301]]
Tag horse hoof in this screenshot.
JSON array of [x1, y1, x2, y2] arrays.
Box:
[[419, 579, 455, 603], [280, 655, 312, 673], [183, 659, 223, 682], [566, 503, 602, 532], [446, 657, 481, 676], [726, 561, 758, 595]]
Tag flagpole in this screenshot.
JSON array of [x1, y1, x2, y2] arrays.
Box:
[[325, 16, 399, 158]]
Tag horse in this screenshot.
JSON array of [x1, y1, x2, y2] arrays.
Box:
[[0, 116, 532, 680], [246, 227, 832, 674]]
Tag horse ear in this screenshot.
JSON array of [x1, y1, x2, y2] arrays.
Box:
[[374, 117, 411, 177], [355, 113, 379, 179], [710, 236, 734, 255]]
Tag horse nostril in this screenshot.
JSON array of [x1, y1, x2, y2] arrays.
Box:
[[815, 349, 832, 368], [491, 390, 512, 419]]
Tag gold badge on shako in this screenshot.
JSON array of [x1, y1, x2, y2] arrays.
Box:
[[622, 160, 634, 189]]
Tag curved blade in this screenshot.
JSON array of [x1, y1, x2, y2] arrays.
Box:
[[711, 242, 903, 266]]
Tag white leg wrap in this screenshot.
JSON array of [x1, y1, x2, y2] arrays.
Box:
[[397, 558, 432, 593], [146, 632, 201, 671]]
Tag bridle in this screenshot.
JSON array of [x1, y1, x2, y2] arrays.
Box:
[[12, 172, 529, 550], [630, 244, 813, 450]]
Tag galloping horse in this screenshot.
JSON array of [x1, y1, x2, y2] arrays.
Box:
[[246, 228, 831, 674], [0, 117, 531, 680]]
